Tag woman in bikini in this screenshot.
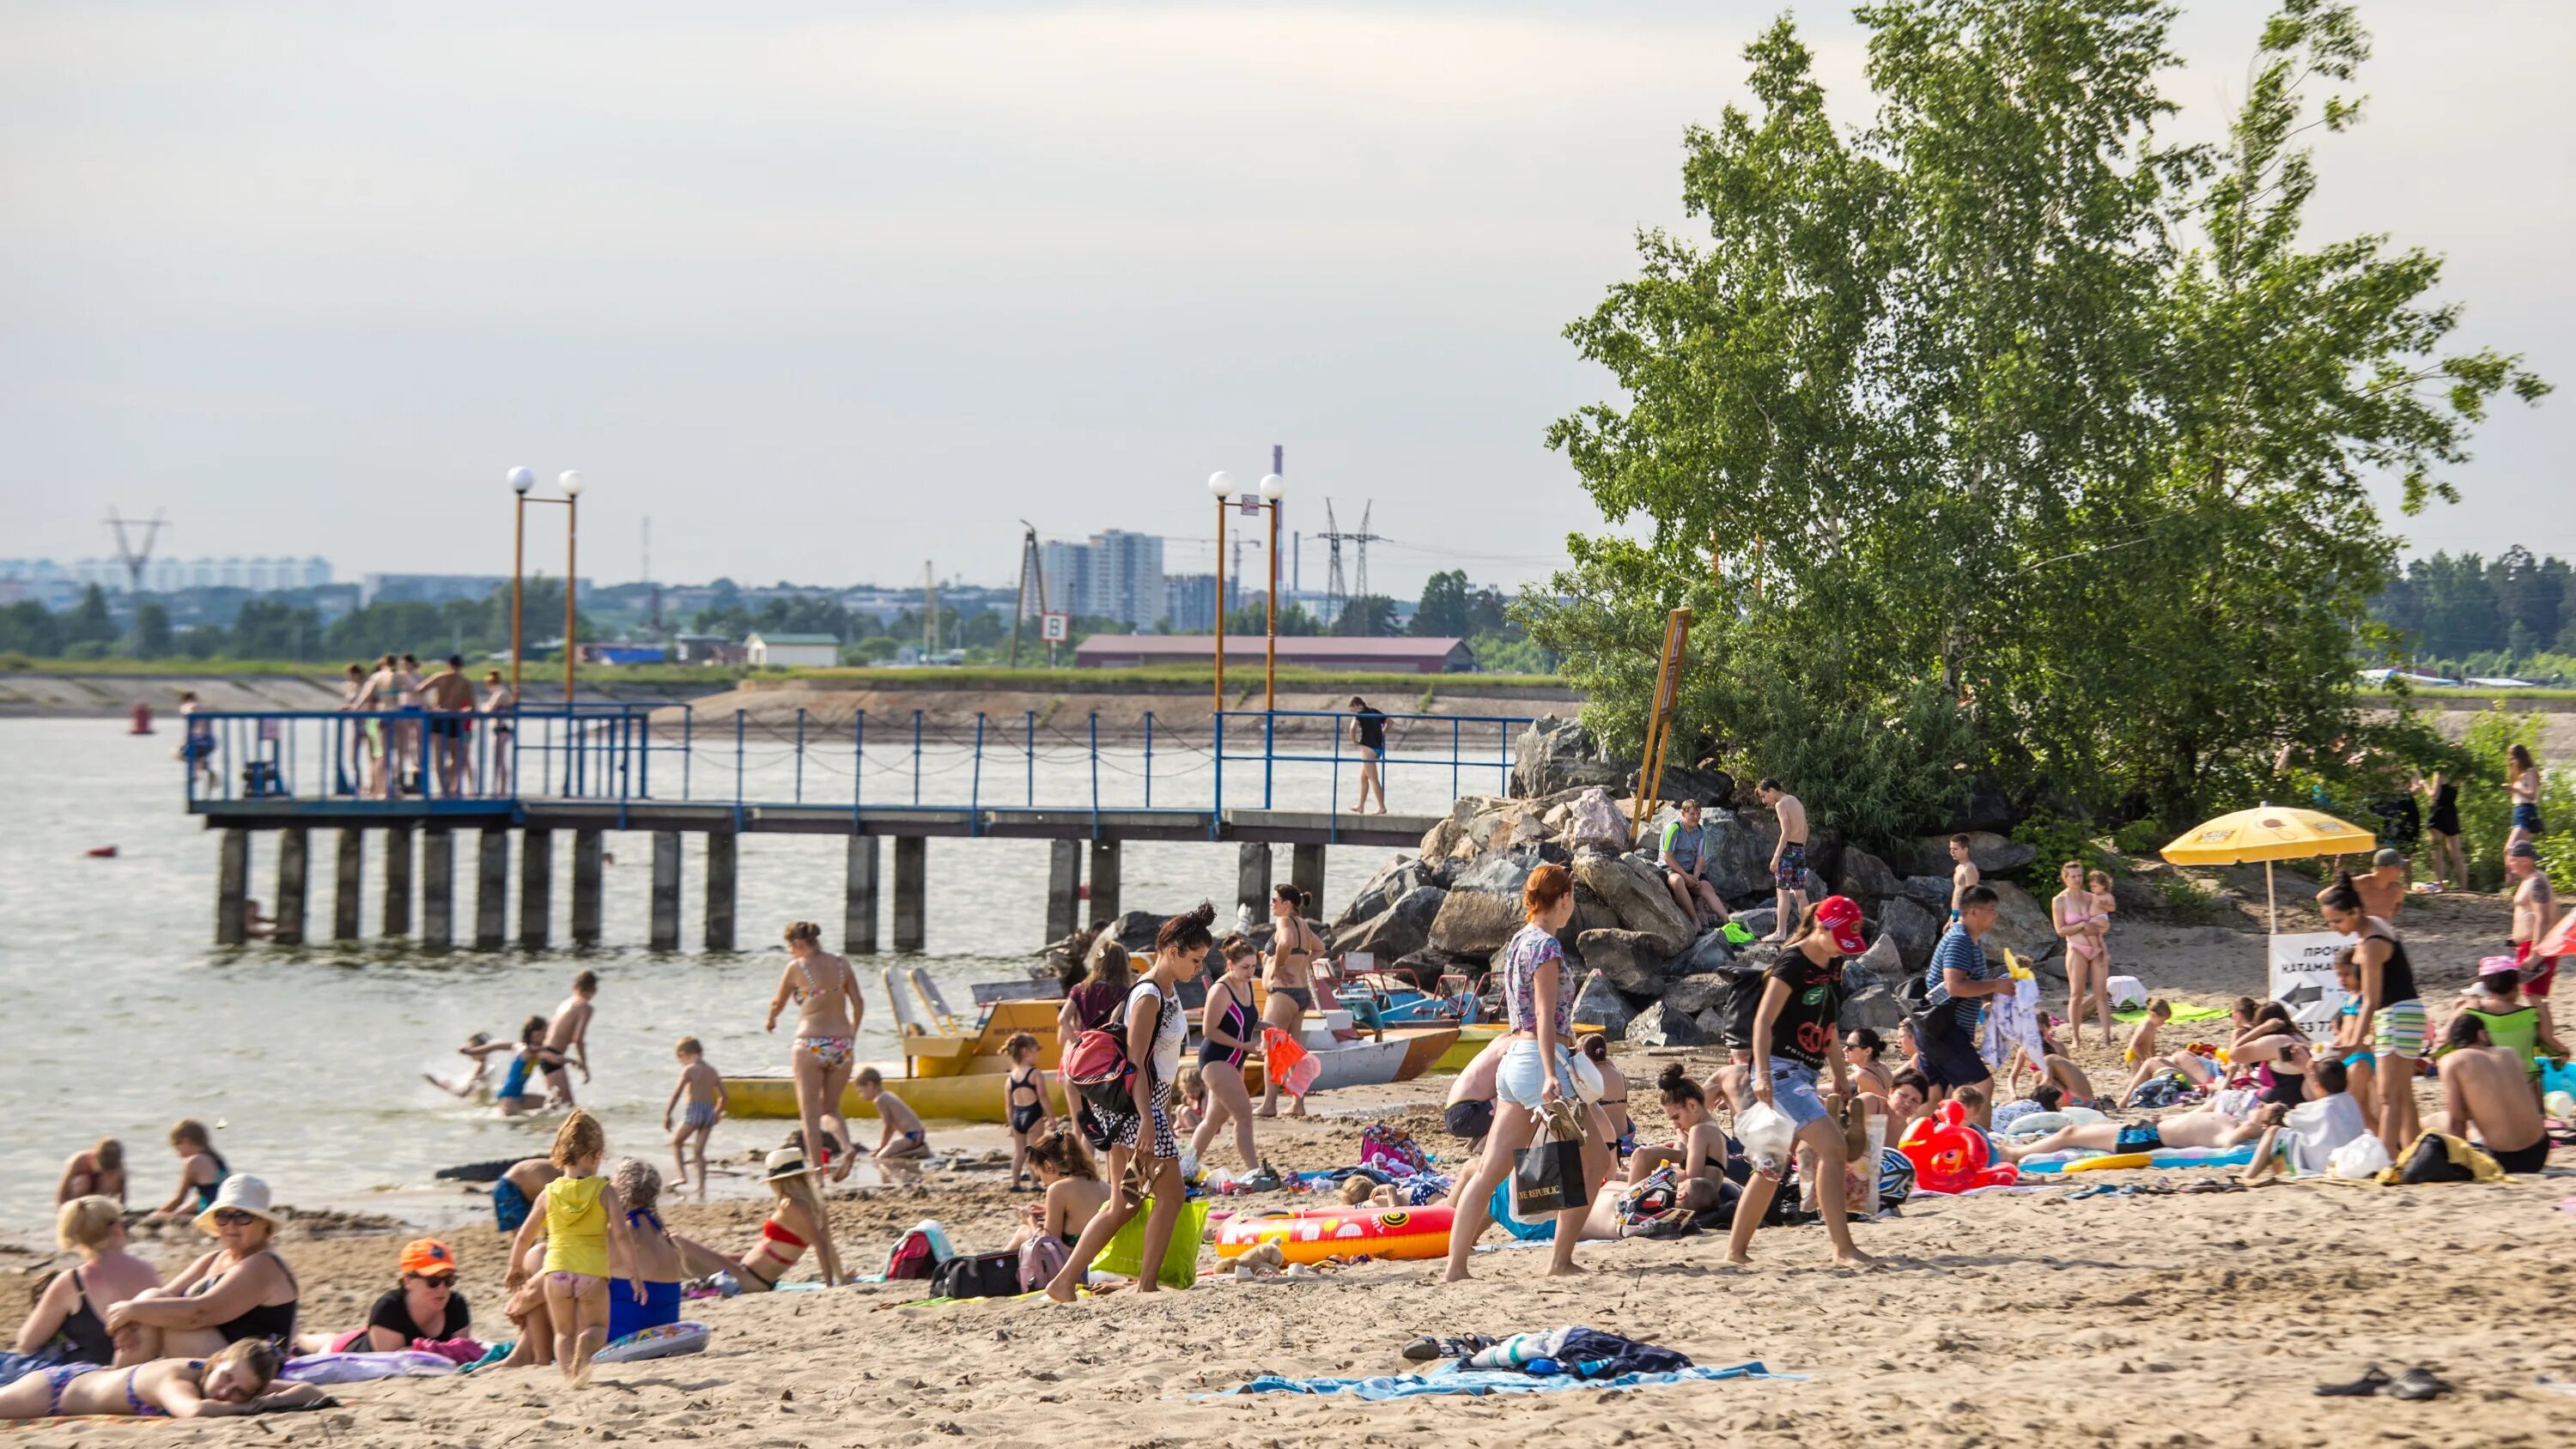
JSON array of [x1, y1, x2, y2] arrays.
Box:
[[1005, 1126, 1112, 1288], [0, 1339, 320, 1422], [766, 920, 865, 1181], [1187, 936, 1269, 1176], [2051, 861, 2115, 1046], [1256, 885, 1323, 1119], [14, 1197, 160, 1369], [107, 1177, 299, 1363], [671, 1149, 846, 1290], [1581, 1033, 1633, 1161]]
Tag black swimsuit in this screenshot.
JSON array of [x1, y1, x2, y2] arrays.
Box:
[[56, 1268, 116, 1365], [1005, 1067, 1044, 1134], [197, 1251, 300, 1345]]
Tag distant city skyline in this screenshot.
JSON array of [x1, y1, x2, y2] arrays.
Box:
[[3, 3, 2566, 595]]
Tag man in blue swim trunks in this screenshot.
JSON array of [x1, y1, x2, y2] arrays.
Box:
[[489, 1157, 561, 1234], [1994, 1103, 2278, 1162]]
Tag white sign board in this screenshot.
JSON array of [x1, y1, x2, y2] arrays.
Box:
[[2269, 931, 2351, 1043], [1239, 497, 1264, 517], [1039, 612, 1070, 643]]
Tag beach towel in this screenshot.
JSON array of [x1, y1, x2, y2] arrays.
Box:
[[1981, 973, 2047, 1076], [2114, 1003, 2230, 1025], [280, 1349, 459, 1385], [1212, 1359, 1793, 1400]]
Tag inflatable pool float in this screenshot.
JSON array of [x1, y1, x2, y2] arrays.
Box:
[[592, 1320, 709, 1364], [2059, 1152, 2153, 1173], [1212, 1206, 1454, 1264], [1897, 1100, 2018, 1193]]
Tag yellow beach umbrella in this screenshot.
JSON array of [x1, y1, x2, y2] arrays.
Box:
[[2160, 803, 2375, 933]]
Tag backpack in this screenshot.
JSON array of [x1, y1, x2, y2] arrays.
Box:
[[1064, 988, 1151, 1115], [1018, 1233, 1071, 1293], [883, 1222, 952, 1282], [929, 1249, 1022, 1300]]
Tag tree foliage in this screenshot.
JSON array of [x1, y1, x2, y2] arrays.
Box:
[[1525, 0, 2546, 842]]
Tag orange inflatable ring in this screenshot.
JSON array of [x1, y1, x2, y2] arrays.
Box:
[[1212, 1205, 1454, 1264], [2058, 1152, 2154, 1173]]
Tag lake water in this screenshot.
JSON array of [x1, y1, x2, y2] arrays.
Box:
[[0, 716, 1469, 1237]]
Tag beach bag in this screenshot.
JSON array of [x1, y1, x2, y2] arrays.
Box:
[[1510, 1107, 1591, 1217], [884, 1222, 951, 1282], [2380, 1131, 2505, 1185], [930, 1249, 1022, 1300], [1091, 1195, 1209, 1288], [2326, 1134, 2391, 1179], [1063, 1027, 1136, 1116], [1262, 1026, 1321, 1099], [1018, 1233, 1070, 1293]]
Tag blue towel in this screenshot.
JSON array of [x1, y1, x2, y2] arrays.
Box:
[[1213, 1360, 1794, 1400]]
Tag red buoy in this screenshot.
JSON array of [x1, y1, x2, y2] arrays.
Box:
[[130, 701, 155, 735], [85, 846, 118, 858]]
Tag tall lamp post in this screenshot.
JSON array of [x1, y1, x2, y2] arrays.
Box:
[[1257, 471, 1285, 711], [1208, 470, 1234, 717], [507, 466, 585, 704]]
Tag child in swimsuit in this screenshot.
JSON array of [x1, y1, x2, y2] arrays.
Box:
[[0, 1340, 316, 1421], [504, 1111, 641, 1385], [1001, 1032, 1051, 1192], [662, 1036, 728, 1197], [854, 1068, 931, 1176]]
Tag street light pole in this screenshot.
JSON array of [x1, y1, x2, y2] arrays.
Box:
[[1207, 471, 1234, 718], [561, 471, 583, 706], [1259, 471, 1285, 712], [507, 467, 533, 698]]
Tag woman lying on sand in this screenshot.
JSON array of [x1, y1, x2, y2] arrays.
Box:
[[0, 1341, 322, 1422], [671, 1149, 846, 1290]]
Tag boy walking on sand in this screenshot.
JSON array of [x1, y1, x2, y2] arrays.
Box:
[[663, 1036, 727, 1196], [542, 971, 600, 1107]]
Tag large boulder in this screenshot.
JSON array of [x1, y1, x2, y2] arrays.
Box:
[[1837, 848, 1903, 902], [1911, 831, 2038, 877], [1982, 880, 2059, 961], [1511, 717, 1633, 797], [1449, 850, 1540, 899], [1658, 972, 1735, 1020], [1109, 909, 1164, 956], [1464, 800, 1546, 856], [1626, 1000, 1706, 1049], [1570, 969, 1636, 1040], [1428, 888, 1525, 957], [1850, 931, 1904, 986], [1900, 875, 1953, 909], [1333, 884, 1446, 965], [1575, 928, 1678, 997], [1571, 850, 1696, 957], [1642, 763, 1736, 811], [1563, 787, 1631, 853], [1696, 811, 1777, 900], [1733, 906, 1777, 939], [1840, 985, 1905, 1032], [1878, 896, 1943, 972], [1673, 930, 1735, 977], [1331, 856, 1431, 933]]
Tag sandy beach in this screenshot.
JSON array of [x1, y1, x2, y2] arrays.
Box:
[[7, 883, 2570, 1447]]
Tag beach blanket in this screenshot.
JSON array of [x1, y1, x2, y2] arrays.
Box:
[[281, 1349, 459, 1385], [1982, 975, 2047, 1076], [1213, 1359, 1792, 1400], [2114, 1003, 2230, 1025]]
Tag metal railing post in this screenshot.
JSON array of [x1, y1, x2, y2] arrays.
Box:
[[795, 706, 807, 803], [681, 706, 693, 801], [1329, 710, 1342, 824], [1143, 711, 1154, 809], [1453, 717, 1461, 802], [911, 710, 923, 806], [733, 708, 745, 829], [1262, 710, 1275, 810], [852, 709, 866, 829], [1088, 712, 1100, 840], [1025, 709, 1036, 807], [1211, 712, 1224, 840], [969, 712, 986, 834]]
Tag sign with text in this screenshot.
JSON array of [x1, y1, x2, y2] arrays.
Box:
[[2268, 931, 2351, 1043], [1040, 612, 1070, 643]]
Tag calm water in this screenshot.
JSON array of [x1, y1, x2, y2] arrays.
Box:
[[0, 717, 1463, 1236]]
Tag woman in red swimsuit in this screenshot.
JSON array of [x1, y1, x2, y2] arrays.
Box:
[[671, 1149, 844, 1290]]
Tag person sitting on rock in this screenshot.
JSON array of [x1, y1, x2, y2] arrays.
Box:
[[1658, 798, 1730, 931]]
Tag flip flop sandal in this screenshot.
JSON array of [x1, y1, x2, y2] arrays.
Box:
[[2382, 1367, 2451, 1401], [2316, 1366, 2391, 1397]]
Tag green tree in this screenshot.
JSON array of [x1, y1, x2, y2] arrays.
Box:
[[232, 600, 324, 660], [0, 599, 63, 656], [64, 585, 118, 650], [1528, 0, 2545, 842], [1333, 595, 1398, 638], [134, 600, 173, 658]]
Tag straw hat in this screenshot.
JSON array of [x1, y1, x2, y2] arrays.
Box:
[[762, 1149, 814, 1184], [192, 1174, 284, 1234]]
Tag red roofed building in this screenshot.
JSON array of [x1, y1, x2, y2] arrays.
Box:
[[1072, 635, 1473, 674]]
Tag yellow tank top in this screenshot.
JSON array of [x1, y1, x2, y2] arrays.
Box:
[[542, 1174, 610, 1277]]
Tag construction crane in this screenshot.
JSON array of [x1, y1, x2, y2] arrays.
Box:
[[1007, 521, 1048, 668], [104, 507, 169, 597]]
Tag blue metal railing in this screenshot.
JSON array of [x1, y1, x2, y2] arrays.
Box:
[[183, 705, 1537, 831]]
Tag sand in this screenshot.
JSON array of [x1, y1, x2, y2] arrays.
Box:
[[7, 885, 2571, 1446]]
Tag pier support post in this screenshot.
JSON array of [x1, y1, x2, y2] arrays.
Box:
[[570, 830, 604, 946], [1291, 842, 1327, 919], [474, 828, 507, 951], [1236, 841, 1273, 922], [844, 836, 879, 955], [215, 828, 249, 945], [421, 830, 454, 948], [274, 828, 309, 945], [1087, 839, 1122, 929], [1045, 840, 1083, 943], [382, 825, 413, 937], [332, 829, 364, 942], [706, 833, 738, 951], [519, 828, 552, 950], [892, 835, 927, 952], [649, 832, 681, 951]]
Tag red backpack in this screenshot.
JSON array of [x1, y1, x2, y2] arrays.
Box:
[[1062, 1023, 1136, 1114]]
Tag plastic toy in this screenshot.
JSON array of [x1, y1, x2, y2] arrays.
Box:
[[1896, 1100, 2020, 1193], [1213, 1205, 1455, 1264], [592, 1320, 709, 1363]]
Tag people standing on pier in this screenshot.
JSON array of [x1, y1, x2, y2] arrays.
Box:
[[1044, 904, 1209, 1302], [540, 972, 599, 1110], [1188, 935, 1268, 1175], [1754, 779, 1809, 942], [482, 671, 517, 796], [350, 655, 403, 798], [420, 655, 479, 797], [174, 691, 217, 792], [767, 922, 863, 1180], [1347, 695, 1389, 814], [337, 663, 375, 796], [1256, 885, 1323, 1119]]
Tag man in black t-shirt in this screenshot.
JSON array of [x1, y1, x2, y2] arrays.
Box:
[[1347, 696, 1390, 815]]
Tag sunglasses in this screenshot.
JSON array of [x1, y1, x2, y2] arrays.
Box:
[[210, 1210, 258, 1227], [410, 1273, 457, 1288]]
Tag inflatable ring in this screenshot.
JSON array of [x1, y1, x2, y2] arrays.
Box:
[[2059, 1152, 2154, 1173], [1212, 1205, 1454, 1264], [592, 1320, 709, 1364]]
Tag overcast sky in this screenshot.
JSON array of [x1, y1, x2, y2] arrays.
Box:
[[3, 2, 2567, 600]]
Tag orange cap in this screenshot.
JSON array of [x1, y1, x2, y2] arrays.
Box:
[[399, 1238, 456, 1276]]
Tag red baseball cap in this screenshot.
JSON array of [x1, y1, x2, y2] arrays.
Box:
[[1814, 896, 1868, 955]]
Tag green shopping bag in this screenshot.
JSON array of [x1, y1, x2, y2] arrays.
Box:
[[1090, 1194, 1210, 1288]]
